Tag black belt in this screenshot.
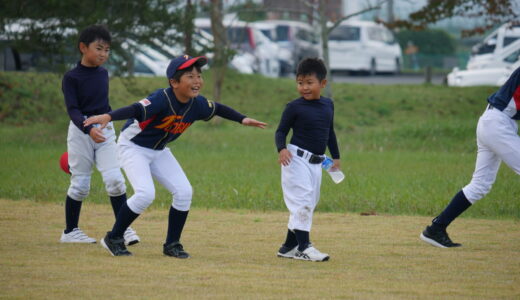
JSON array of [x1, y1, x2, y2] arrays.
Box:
[[296, 149, 325, 164], [487, 104, 494, 110]]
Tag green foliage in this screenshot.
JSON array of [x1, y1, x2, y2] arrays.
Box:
[[1, 71, 517, 219], [228, 0, 267, 22], [396, 29, 456, 55], [0, 0, 185, 73]]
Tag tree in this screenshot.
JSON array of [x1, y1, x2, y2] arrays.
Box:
[[209, 0, 230, 103], [385, 0, 519, 37], [311, 0, 385, 97], [0, 0, 186, 74]]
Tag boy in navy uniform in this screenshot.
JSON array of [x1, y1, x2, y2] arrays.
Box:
[[421, 66, 520, 248], [85, 55, 266, 257], [61, 24, 139, 245], [275, 58, 341, 261]]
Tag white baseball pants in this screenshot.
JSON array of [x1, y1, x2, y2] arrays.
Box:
[[281, 144, 323, 232], [66, 121, 126, 201], [462, 107, 520, 203], [118, 136, 192, 214]]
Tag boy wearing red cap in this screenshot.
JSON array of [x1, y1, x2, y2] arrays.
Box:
[[85, 55, 266, 257]]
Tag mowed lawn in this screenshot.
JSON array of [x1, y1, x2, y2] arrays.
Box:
[[0, 198, 518, 299]]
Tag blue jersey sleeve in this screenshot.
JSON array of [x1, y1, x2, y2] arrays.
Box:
[[136, 89, 169, 122], [193, 96, 217, 121]]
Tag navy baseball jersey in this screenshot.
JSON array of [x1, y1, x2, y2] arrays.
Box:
[[120, 87, 217, 150], [487, 66, 520, 120]]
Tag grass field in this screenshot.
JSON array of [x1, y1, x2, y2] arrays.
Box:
[[1, 71, 520, 299], [0, 198, 519, 299]]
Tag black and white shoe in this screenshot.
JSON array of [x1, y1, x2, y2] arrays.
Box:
[[163, 241, 190, 259], [294, 246, 330, 262], [277, 245, 298, 259], [420, 226, 462, 248], [101, 232, 132, 256]]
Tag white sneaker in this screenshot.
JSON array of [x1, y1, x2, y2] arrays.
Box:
[[60, 228, 96, 243], [294, 246, 330, 262], [277, 245, 298, 259], [124, 227, 140, 246]]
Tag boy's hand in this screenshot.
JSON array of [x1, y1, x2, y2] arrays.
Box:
[[242, 117, 267, 129], [84, 114, 111, 129], [89, 127, 106, 143], [331, 159, 341, 171], [278, 148, 292, 166]]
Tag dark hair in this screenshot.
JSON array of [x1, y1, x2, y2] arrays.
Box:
[[171, 64, 203, 82], [78, 24, 111, 50], [296, 58, 327, 81]]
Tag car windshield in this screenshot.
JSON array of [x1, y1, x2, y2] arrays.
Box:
[[275, 25, 290, 42], [329, 26, 360, 41], [227, 27, 249, 44]]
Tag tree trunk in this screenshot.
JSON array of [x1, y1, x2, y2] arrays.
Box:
[[210, 0, 227, 103], [183, 0, 195, 54], [318, 0, 332, 98]]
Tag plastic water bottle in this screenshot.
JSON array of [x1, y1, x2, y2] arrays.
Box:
[[321, 157, 345, 184]]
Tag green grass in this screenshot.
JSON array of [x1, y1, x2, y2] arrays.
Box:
[[1, 71, 518, 219]]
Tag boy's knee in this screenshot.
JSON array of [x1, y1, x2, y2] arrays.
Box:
[[462, 183, 492, 204], [68, 174, 91, 201], [101, 169, 126, 196], [128, 188, 155, 214], [172, 185, 193, 211]]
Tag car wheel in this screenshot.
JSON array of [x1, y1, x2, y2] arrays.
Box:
[[369, 58, 376, 76], [394, 58, 401, 75]]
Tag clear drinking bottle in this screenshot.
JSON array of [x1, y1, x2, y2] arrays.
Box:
[[321, 156, 345, 184]]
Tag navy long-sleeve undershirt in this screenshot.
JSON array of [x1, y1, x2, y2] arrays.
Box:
[[62, 62, 111, 134], [275, 96, 340, 159]]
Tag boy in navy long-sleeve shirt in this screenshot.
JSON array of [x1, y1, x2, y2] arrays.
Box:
[[60, 24, 139, 246], [275, 58, 341, 262]]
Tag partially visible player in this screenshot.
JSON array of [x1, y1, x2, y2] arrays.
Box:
[[274, 58, 341, 262], [84, 54, 266, 257], [61, 24, 139, 245], [420, 66, 520, 248]]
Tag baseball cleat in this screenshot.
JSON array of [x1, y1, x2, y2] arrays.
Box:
[[277, 245, 298, 259], [101, 232, 132, 256], [420, 226, 462, 248], [163, 241, 190, 259], [294, 246, 330, 262], [124, 226, 140, 246], [60, 228, 96, 243]]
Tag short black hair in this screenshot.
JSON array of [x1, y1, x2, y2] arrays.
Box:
[[296, 58, 327, 81], [171, 64, 203, 82], [78, 24, 111, 50]]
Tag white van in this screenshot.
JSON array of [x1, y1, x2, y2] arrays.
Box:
[[467, 23, 520, 69], [328, 20, 402, 75]]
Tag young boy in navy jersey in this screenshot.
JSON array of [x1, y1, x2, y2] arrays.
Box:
[[421, 66, 520, 248], [61, 25, 139, 245], [275, 58, 341, 262], [84, 54, 267, 257]]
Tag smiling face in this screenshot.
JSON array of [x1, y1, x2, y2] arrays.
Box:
[[296, 73, 327, 100], [79, 39, 110, 67], [170, 67, 204, 103]]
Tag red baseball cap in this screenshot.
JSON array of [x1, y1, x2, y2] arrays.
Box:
[[166, 55, 207, 79]]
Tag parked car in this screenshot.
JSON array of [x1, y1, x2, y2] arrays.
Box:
[[465, 39, 520, 70], [195, 18, 280, 78], [328, 20, 402, 75], [261, 20, 321, 73], [467, 22, 520, 70], [447, 60, 519, 87], [250, 21, 293, 76]]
